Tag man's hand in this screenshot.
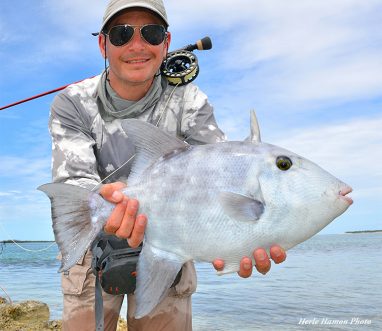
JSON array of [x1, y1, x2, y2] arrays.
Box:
[[212, 245, 287, 278], [100, 182, 147, 248]]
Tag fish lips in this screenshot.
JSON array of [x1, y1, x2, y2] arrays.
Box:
[[338, 185, 353, 205]]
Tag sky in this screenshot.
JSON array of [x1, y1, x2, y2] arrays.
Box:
[[0, 0, 381, 240]]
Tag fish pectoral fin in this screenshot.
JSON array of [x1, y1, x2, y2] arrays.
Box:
[[219, 191, 264, 222], [134, 244, 185, 319]]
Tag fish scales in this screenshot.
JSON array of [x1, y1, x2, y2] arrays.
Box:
[[124, 142, 259, 261], [38, 111, 353, 318]]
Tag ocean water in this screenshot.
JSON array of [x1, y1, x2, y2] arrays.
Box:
[[0, 234, 381, 330]]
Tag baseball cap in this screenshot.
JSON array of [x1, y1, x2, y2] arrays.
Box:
[[100, 0, 169, 32]]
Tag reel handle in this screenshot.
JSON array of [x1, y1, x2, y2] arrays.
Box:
[[161, 36, 212, 86], [182, 36, 212, 52], [173, 36, 212, 52]]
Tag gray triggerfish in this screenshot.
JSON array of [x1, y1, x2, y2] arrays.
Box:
[[39, 111, 353, 318]]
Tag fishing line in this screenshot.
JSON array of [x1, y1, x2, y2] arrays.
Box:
[[90, 76, 179, 192], [155, 82, 180, 127], [91, 154, 136, 192], [0, 221, 55, 253], [0, 284, 13, 304], [90, 80, 179, 193]]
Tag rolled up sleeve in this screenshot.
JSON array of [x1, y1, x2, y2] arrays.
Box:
[[49, 93, 100, 189]]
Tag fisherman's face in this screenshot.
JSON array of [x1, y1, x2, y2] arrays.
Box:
[[99, 9, 171, 98]]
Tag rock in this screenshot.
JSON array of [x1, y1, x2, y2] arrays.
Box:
[[0, 300, 51, 330], [117, 317, 128, 330], [45, 319, 63, 330], [0, 298, 128, 330]]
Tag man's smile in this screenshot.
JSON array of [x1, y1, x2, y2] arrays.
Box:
[[124, 57, 150, 64]]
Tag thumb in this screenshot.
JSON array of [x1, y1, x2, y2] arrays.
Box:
[[100, 182, 127, 203]]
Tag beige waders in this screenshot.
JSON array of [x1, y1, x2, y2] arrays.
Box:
[[61, 251, 196, 331]]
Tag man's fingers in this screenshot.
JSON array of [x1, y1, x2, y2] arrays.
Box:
[[253, 248, 271, 275], [237, 256, 253, 278], [104, 199, 127, 233], [127, 214, 147, 248], [100, 182, 127, 203], [212, 259, 225, 271], [270, 245, 287, 264], [100, 182, 147, 247], [115, 198, 139, 239]]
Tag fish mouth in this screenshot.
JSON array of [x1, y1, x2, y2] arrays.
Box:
[[338, 186, 353, 205]]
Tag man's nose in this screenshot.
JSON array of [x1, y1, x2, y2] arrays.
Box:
[[128, 28, 146, 49]]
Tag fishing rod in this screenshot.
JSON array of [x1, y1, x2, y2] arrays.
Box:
[[0, 36, 212, 111], [0, 78, 95, 111]]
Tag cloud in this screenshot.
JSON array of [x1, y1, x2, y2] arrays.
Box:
[[0, 155, 51, 184], [3, 0, 381, 105], [42, 0, 104, 31], [271, 114, 382, 200], [0, 0, 102, 78], [0, 200, 52, 240], [173, 0, 382, 113], [1, 0, 381, 238], [0, 21, 6, 44], [217, 112, 382, 200]]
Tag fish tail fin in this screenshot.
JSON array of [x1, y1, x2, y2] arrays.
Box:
[[38, 183, 110, 272]]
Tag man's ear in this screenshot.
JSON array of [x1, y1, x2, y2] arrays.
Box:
[[165, 31, 172, 54], [98, 33, 107, 59]]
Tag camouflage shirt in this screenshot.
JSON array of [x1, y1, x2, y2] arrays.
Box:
[[49, 74, 226, 188]]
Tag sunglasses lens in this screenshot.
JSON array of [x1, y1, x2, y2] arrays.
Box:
[[141, 24, 166, 45], [109, 25, 134, 46]]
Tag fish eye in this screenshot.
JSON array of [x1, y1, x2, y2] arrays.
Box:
[[276, 156, 293, 171]]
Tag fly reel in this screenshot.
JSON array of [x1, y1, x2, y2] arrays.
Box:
[[161, 36, 212, 86], [161, 50, 199, 86]]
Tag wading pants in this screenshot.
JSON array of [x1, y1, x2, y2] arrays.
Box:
[[61, 250, 196, 331]]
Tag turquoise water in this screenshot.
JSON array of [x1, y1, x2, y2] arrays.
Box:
[[1, 234, 381, 330]]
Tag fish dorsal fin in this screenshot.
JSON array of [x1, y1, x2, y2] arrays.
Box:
[[250, 110, 261, 143], [121, 119, 189, 185], [219, 191, 264, 222]]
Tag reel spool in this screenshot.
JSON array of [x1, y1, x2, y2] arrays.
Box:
[[161, 50, 199, 86], [161, 36, 212, 86]]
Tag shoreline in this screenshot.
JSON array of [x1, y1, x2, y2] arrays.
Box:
[[345, 230, 382, 234], [2, 230, 382, 243], [0, 240, 55, 244]]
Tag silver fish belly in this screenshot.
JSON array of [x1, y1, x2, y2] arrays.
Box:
[[38, 111, 353, 318]]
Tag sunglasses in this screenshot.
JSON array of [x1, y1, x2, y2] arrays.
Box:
[[104, 24, 167, 47]]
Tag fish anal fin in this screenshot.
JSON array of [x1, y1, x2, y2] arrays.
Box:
[[134, 244, 185, 319]]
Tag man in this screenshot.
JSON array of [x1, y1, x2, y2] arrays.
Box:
[[49, 0, 286, 330]]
